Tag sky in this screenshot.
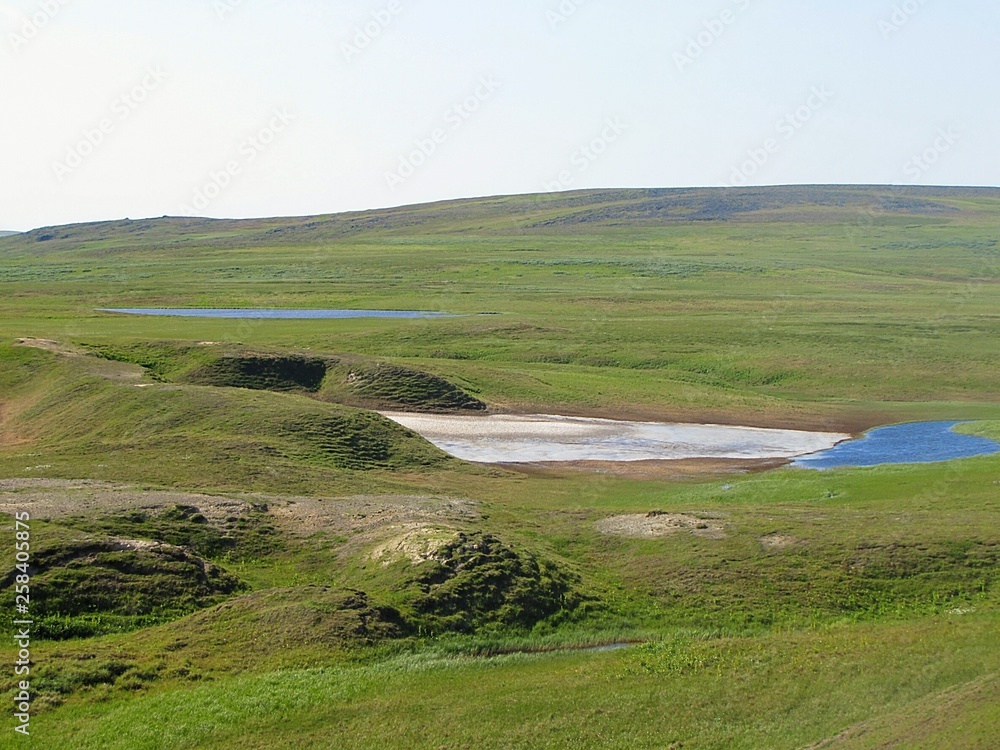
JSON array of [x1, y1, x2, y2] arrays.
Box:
[[1, 0, 997, 231]]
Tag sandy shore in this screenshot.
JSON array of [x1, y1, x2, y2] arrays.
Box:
[[381, 412, 850, 464]]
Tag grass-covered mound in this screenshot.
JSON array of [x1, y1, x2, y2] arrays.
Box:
[[1, 536, 244, 639], [10, 586, 415, 704], [0, 345, 456, 490], [406, 532, 582, 634], [82, 341, 487, 412], [168, 586, 410, 657], [77, 341, 210, 382], [185, 353, 328, 392], [80, 341, 328, 389], [321, 357, 486, 412], [66, 503, 283, 562]]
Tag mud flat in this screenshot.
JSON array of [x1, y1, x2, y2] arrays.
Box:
[[381, 412, 850, 463]]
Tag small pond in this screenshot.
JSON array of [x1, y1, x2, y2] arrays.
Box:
[[99, 308, 454, 319], [794, 421, 1000, 469]]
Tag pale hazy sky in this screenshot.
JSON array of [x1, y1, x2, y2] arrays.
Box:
[[2, 0, 997, 231]]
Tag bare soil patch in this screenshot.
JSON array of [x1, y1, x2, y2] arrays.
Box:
[[369, 524, 460, 566], [760, 533, 799, 550], [510, 457, 787, 480], [0, 479, 251, 525], [14, 337, 147, 383], [269, 494, 479, 565], [491, 403, 883, 435], [0, 479, 479, 556], [596, 511, 727, 539], [14, 337, 80, 356], [267, 493, 479, 538]]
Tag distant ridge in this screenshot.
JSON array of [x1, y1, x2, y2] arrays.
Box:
[[2, 185, 999, 254], [0, 231, 19, 237]]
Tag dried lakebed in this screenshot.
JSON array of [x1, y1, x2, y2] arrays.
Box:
[[381, 413, 850, 463]]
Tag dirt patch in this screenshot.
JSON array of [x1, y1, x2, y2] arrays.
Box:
[[269, 494, 479, 565], [268, 493, 478, 538], [14, 338, 147, 383], [0, 479, 252, 526], [105, 537, 177, 552], [510, 457, 788, 480], [370, 524, 460, 566], [596, 511, 727, 539], [760, 533, 800, 550], [491, 403, 883, 435], [14, 338, 81, 356], [0, 481, 479, 547]]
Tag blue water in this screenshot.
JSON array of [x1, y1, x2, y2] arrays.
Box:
[[795, 421, 1000, 470], [99, 308, 454, 319]]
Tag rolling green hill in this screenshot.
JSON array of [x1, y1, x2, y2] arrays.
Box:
[[2, 185, 999, 428], [4, 186, 999, 255], [1, 185, 998, 748], [0, 342, 460, 493]]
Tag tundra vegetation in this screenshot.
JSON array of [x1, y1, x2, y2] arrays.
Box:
[[1, 186, 998, 748]]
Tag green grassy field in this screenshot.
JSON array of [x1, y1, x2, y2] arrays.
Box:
[[1, 186, 998, 748]]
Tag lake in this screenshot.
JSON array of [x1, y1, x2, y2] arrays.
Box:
[[381, 413, 850, 463], [99, 308, 454, 319], [382, 414, 1000, 468], [794, 421, 1000, 469]]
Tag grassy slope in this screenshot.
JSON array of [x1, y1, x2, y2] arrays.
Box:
[[1, 186, 998, 428], [1, 186, 999, 747], [77, 341, 487, 412], [0, 343, 467, 494], [27, 613, 1000, 749]]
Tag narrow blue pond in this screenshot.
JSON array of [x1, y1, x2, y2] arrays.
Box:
[[99, 308, 454, 319], [794, 421, 1000, 469]]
